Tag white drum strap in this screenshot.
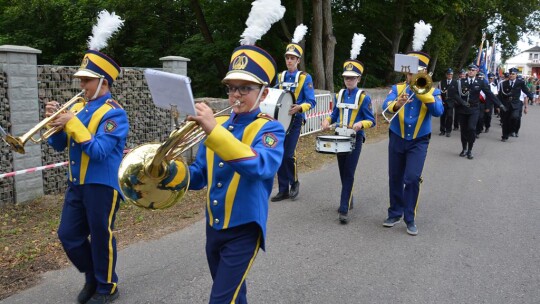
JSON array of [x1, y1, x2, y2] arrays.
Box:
[[337, 89, 362, 127], [279, 71, 301, 91]]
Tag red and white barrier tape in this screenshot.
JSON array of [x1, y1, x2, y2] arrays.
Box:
[[0, 161, 68, 179], [0, 149, 133, 179]]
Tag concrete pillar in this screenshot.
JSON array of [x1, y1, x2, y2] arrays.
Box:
[[0, 45, 43, 203], [160, 56, 190, 76]]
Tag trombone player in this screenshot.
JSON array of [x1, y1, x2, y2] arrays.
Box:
[[381, 47, 443, 235]]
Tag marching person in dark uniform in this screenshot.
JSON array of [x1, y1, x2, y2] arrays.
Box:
[[321, 34, 375, 224], [45, 10, 127, 304], [475, 71, 487, 138], [271, 24, 316, 202], [438, 68, 457, 137], [187, 3, 285, 302], [498, 68, 533, 141], [483, 72, 499, 133], [453, 64, 505, 159], [454, 69, 467, 131]]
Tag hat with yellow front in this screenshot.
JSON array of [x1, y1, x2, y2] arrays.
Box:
[[73, 10, 124, 84], [408, 20, 432, 71], [74, 50, 121, 84], [223, 45, 277, 85], [285, 24, 308, 58], [343, 33, 366, 77]]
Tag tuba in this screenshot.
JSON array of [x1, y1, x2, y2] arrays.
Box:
[[5, 91, 86, 154], [118, 104, 234, 210], [381, 72, 433, 122]]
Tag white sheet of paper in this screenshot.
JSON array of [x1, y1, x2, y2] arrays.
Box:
[[394, 54, 419, 73], [144, 69, 196, 116]]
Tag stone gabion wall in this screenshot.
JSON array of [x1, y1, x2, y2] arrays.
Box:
[[37, 66, 172, 195], [0, 71, 15, 204]]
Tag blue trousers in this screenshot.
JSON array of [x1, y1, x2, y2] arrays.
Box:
[[206, 222, 261, 304], [387, 132, 430, 224], [57, 182, 120, 294], [337, 136, 363, 214], [277, 116, 302, 193]]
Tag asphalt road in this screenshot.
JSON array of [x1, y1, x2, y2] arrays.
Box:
[[3, 106, 540, 304]]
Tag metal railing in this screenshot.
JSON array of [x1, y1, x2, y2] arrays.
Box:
[[301, 93, 333, 136]]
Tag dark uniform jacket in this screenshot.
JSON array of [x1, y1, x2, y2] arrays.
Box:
[[439, 79, 459, 107], [498, 79, 534, 110], [453, 77, 502, 114]]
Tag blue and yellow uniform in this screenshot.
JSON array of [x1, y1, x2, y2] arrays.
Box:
[[382, 51, 443, 229], [48, 51, 128, 297], [325, 87, 375, 215], [275, 69, 316, 197], [189, 111, 284, 303], [190, 42, 284, 303]]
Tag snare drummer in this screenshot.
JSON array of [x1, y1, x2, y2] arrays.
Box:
[[321, 36, 375, 224], [271, 24, 316, 202]]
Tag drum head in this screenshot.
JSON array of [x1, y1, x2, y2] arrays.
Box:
[[260, 88, 294, 132]]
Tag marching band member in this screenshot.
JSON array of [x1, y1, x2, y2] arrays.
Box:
[[271, 24, 316, 202], [381, 21, 443, 236], [321, 34, 375, 224], [187, 1, 285, 302], [45, 11, 126, 304]]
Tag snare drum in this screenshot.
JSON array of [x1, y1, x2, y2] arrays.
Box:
[[315, 135, 355, 154], [260, 88, 294, 132]]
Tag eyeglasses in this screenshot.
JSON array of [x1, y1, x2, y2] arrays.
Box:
[[225, 85, 261, 96]]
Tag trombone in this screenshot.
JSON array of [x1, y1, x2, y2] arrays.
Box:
[[381, 72, 433, 123], [4, 91, 86, 154]]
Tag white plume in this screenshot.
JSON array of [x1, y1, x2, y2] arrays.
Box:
[[350, 33, 365, 60], [291, 24, 308, 43], [87, 10, 124, 51], [412, 20, 432, 52], [240, 0, 286, 45]]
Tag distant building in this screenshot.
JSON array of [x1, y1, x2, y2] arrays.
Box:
[[503, 45, 540, 77]]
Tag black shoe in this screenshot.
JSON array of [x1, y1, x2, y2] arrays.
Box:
[[467, 151, 474, 159], [289, 181, 300, 200], [439, 131, 445, 136], [78, 283, 97, 304], [87, 290, 119, 304], [484, 128, 489, 133], [501, 138, 508, 142], [338, 212, 349, 224], [459, 150, 467, 157], [270, 192, 289, 202], [445, 133, 451, 137]]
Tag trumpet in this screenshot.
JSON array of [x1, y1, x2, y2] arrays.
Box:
[[381, 72, 433, 123], [118, 103, 236, 210], [5, 91, 86, 154]]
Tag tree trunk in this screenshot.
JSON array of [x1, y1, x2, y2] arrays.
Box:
[[428, 14, 450, 74], [311, 0, 325, 90], [189, 0, 227, 77], [456, 22, 481, 70], [322, 0, 336, 92], [385, 0, 406, 83], [296, 0, 306, 72]]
